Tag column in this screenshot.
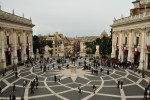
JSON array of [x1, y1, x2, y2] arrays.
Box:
[[128, 31, 133, 62], [139, 30, 146, 70], [23, 31, 27, 61], [30, 31, 34, 58], [118, 32, 123, 62], [52, 41, 55, 56], [0, 27, 6, 68], [111, 33, 116, 58], [13, 29, 18, 65]]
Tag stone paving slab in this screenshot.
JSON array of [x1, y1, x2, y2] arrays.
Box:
[[127, 75, 139, 82], [6, 75, 18, 83], [50, 85, 70, 93], [102, 76, 112, 80], [29, 95, 62, 100], [28, 88, 51, 97], [88, 95, 121, 100], [88, 81, 102, 85], [46, 82, 60, 86], [139, 79, 148, 88], [0, 81, 7, 89], [60, 77, 73, 84], [98, 87, 121, 95], [60, 90, 90, 100], [75, 77, 89, 84], [115, 71, 126, 76], [110, 74, 121, 79], [104, 80, 117, 86], [123, 85, 144, 96], [118, 78, 133, 85], [0, 86, 25, 97], [66, 83, 80, 88]]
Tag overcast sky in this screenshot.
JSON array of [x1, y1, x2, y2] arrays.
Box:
[[0, 0, 134, 37]]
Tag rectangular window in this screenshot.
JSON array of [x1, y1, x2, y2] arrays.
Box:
[[136, 37, 139, 45], [18, 36, 20, 45], [7, 36, 9, 45], [117, 37, 118, 43], [125, 37, 127, 44], [27, 36, 28, 43]]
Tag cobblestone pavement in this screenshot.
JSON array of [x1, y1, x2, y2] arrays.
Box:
[[0, 58, 149, 100]]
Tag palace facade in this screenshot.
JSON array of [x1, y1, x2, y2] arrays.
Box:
[[0, 10, 34, 69], [111, 0, 150, 70]]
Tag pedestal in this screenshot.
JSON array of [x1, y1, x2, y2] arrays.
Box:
[[70, 65, 76, 73], [80, 52, 86, 57], [95, 52, 100, 58], [13, 56, 18, 65], [59, 52, 65, 57]]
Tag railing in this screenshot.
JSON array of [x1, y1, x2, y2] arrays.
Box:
[[113, 10, 150, 25], [0, 10, 32, 25]]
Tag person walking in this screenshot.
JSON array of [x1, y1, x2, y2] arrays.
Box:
[[92, 85, 96, 94], [117, 80, 120, 88], [13, 83, 16, 92], [78, 84, 81, 93], [120, 80, 123, 89]]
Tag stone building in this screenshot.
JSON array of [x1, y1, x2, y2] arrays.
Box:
[[0, 10, 34, 69], [45, 32, 71, 57], [111, 0, 150, 70]]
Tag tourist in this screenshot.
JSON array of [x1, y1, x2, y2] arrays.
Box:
[[9, 94, 12, 100], [12, 94, 16, 100], [54, 75, 57, 82], [0, 85, 2, 93], [35, 75, 38, 82], [78, 84, 81, 93], [35, 81, 38, 89], [117, 80, 120, 88], [53, 63, 54, 68], [15, 71, 18, 78], [13, 83, 16, 92], [21, 96, 24, 100], [100, 68, 103, 72], [40, 65, 43, 71], [23, 80, 26, 87], [92, 85, 96, 94], [107, 70, 109, 75], [120, 80, 123, 89], [144, 87, 148, 99]]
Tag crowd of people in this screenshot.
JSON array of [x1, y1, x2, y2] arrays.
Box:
[[0, 56, 149, 100]]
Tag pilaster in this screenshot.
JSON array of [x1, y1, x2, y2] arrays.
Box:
[[139, 29, 146, 70], [0, 27, 6, 68], [118, 31, 123, 62], [111, 32, 116, 58], [23, 31, 27, 61], [128, 30, 134, 62], [13, 29, 18, 65]]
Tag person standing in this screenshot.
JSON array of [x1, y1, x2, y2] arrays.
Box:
[[9, 94, 12, 100], [54, 75, 57, 82], [0, 85, 2, 93], [92, 85, 96, 94], [35, 81, 38, 89], [12, 94, 16, 100], [13, 83, 16, 92], [117, 80, 120, 88], [15, 71, 18, 78], [120, 80, 123, 89], [40, 65, 43, 71], [78, 84, 81, 93]]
